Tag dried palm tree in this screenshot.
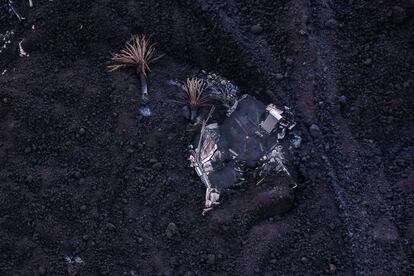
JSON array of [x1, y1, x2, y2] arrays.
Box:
[[181, 77, 210, 121], [108, 35, 163, 100], [185, 78, 207, 107]]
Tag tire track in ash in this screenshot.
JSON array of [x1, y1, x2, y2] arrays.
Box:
[[187, 0, 409, 274], [187, 0, 352, 272], [305, 0, 410, 274]]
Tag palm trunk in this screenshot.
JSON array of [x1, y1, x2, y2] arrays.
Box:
[[190, 107, 197, 122], [139, 73, 148, 101], [137, 71, 151, 116]]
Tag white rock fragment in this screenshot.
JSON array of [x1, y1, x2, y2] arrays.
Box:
[[64, 255, 85, 265], [19, 40, 29, 57]]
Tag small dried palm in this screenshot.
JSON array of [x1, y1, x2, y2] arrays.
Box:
[[108, 35, 163, 76], [184, 78, 209, 108]]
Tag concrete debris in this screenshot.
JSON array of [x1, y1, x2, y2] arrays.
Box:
[[188, 75, 296, 214]]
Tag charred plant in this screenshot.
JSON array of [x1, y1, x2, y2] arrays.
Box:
[[108, 35, 163, 101]]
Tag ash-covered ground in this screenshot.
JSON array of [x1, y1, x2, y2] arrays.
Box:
[[0, 0, 413, 275]]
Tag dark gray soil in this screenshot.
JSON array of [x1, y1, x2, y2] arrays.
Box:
[[0, 0, 413, 275]]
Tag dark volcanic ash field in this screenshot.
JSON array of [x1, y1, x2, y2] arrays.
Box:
[[0, 0, 413, 275]]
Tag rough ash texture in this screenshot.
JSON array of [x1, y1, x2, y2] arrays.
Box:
[[0, 0, 413, 275]]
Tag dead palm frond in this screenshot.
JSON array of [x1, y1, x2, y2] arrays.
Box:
[[108, 35, 163, 76]]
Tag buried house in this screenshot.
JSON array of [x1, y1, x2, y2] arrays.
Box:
[[185, 73, 297, 214]]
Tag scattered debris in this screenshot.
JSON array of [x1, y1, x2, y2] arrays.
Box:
[[299, 29, 307, 36], [64, 256, 84, 265], [261, 104, 295, 138], [257, 144, 290, 178], [138, 106, 151, 117], [201, 72, 240, 116], [0, 30, 14, 54], [28, 0, 33, 8], [8, 0, 25, 21], [171, 72, 241, 123], [291, 133, 302, 149], [19, 39, 29, 57], [187, 75, 296, 214]]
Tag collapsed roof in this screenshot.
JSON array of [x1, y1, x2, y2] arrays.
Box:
[[186, 73, 296, 214]]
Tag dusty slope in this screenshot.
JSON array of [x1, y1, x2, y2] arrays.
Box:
[[0, 0, 413, 275]]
